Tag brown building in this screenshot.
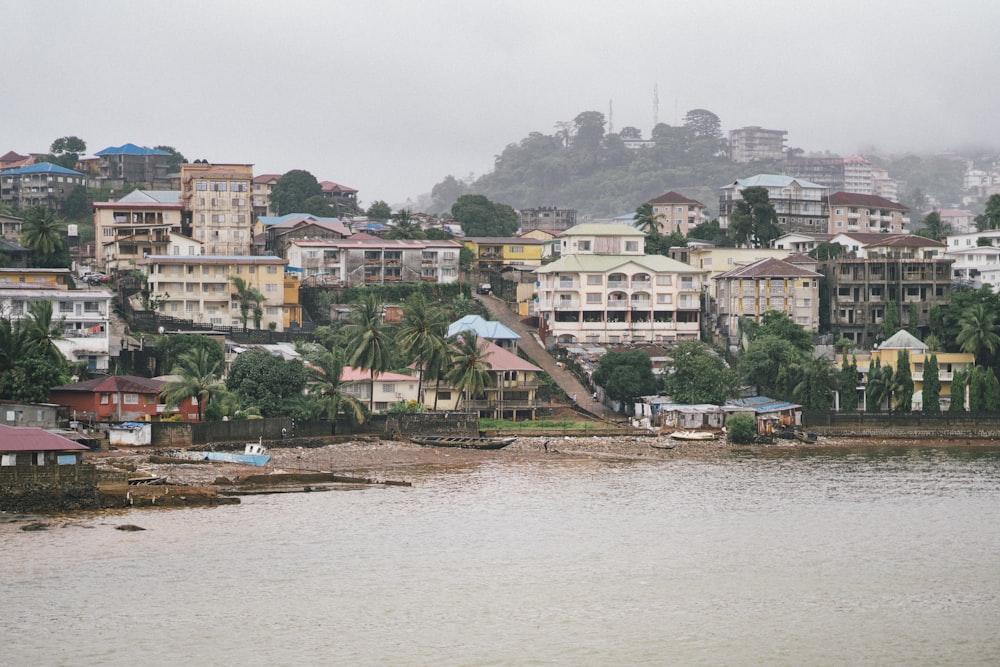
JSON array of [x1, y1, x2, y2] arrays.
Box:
[[646, 191, 708, 236], [826, 192, 909, 234]]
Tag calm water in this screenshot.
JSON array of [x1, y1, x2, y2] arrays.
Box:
[[4, 448, 1000, 666]]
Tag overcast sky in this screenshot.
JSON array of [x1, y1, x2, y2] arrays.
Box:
[[3, 1, 999, 207]]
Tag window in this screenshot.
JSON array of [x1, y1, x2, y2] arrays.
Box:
[[657, 294, 673, 304], [266, 266, 278, 274], [587, 275, 602, 285], [100, 393, 110, 404], [655, 275, 672, 286], [382, 383, 395, 394], [196, 181, 207, 191], [625, 241, 639, 252], [210, 181, 227, 192], [559, 276, 573, 288], [1, 454, 15, 466], [586, 293, 602, 304], [680, 277, 694, 289], [509, 246, 524, 254], [265, 283, 277, 292], [124, 393, 139, 405], [578, 241, 591, 251], [231, 182, 248, 192]]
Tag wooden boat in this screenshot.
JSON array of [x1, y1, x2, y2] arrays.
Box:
[[187, 440, 271, 467], [410, 435, 516, 450], [670, 430, 717, 441], [649, 439, 676, 450], [793, 430, 819, 444]]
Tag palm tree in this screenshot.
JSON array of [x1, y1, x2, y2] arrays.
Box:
[[956, 303, 1000, 363], [388, 209, 423, 239], [397, 293, 448, 404], [305, 349, 366, 433], [423, 332, 454, 411], [19, 300, 65, 364], [446, 335, 492, 410], [161, 347, 225, 421], [343, 292, 391, 413], [21, 205, 66, 260], [792, 355, 833, 410], [231, 276, 265, 331], [865, 360, 893, 412], [633, 202, 660, 237]]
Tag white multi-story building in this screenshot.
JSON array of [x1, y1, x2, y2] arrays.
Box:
[[946, 230, 1000, 290], [285, 237, 462, 286], [719, 174, 828, 234], [535, 224, 705, 345], [728, 127, 787, 163], [646, 191, 709, 236]]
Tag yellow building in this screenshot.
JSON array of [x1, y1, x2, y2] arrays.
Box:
[[840, 330, 975, 411], [140, 254, 291, 331], [0, 267, 72, 287], [668, 246, 792, 298], [462, 236, 546, 271]]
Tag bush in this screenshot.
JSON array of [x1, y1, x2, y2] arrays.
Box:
[[726, 414, 757, 444]]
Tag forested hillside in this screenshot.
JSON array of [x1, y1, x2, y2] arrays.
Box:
[[426, 108, 981, 221]]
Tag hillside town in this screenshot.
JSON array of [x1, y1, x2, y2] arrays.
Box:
[[2, 128, 1000, 510]]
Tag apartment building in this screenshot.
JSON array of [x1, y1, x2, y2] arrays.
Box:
[[93, 143, 173, 189], [0, 270, 112, 371], [0, 162, 87, 210], [826, 192, 909, 234], [946, 229, 1000, 289], [646, 191, 708, 236], [258, 214, 351, 257], [786, 156, 875, 195], [180, 163, 254, 256], [713, 257, 821, 343], [140, 255, 291, 331], [933, 209, 976, 235], [728, 127, 787, 163], [252, 173, 281, 217], [319, 181, 359, 216], [535, 224, 705, 345], [817, 235, 951, 344], [462, 237, 547, 272], [668, 246, 792, 298], [719, 174, 828, 234], [285, 237, 462, 286], [93, 190, 184, 272]]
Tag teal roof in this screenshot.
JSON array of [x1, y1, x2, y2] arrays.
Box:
[[723, 174, 826, 190], [0, 162, 84, 176], [536, 253, 703, 274], [95, 143, 171, 157], [447, 315, 520, 341]]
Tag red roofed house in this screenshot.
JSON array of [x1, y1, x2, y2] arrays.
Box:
[[48, 375, 199, 423], [646, 191, 709, 236], [422, 337, 542, 420], [827, 192, 909, 234], [319, 181, 359, 215], [0, 424, 94, 497], [339, 367, 420, 413]]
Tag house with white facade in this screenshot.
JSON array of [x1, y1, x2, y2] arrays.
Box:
[[285, 237, 462, 286], [945, 230, 1000, 289], [535, 224, 705, 345], [719, 174, 828, 234]]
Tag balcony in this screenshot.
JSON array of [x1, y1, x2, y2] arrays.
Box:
[[607, 280, 627, 289], [555, 300, 580, 310], [606, 301, 628, 310], [421, 276, 438, 282]]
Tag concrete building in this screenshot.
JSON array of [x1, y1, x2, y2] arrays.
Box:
[[286, 237, 463, 286], [932, 209, 977, 235], [728, 127, 787, 163], [713, 257, 822, 344], [827, 192, 909, 234], [462, 237, 547, 272], [93, 189, 184, 272], [535, 223, 705, 345], [786, 155, 875, 195], [319, 181, 359, 216], [518, 207, 578, 234], [646, 191, 709, 236], [93, 143, 173, 189], [719, 174, 828, 234], [817, 235, 952, 345], [140, 254, 292, 331], [945, 230, 1000, 290], [252, 173, 281, 217], [0, 162, 87, 210], [339, 367, 420, 414], [257, 214, 351, 257], [773, 232, 833, 255], [667, 246, 792, 298], [180, 163, 254, 256]]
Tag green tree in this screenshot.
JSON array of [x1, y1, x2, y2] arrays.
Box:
[[878, 301, 902, 341], [21, 205, 68, 267], [949, 368, 967, 412], [922, 353, 941, 413], [688, 219, 733, 246], [739, 336, 803, 400], [304, 348, 366, 432], [729, 186, 780, 248], [572, 111, 606, 152], [19, 300, 65, 365], [663, 341, 737, 404], [366, 200, 392, 219], [750, 311, 814, 353], [592, 350, 658, 415], [388, 209, 425, 240], [153, 145, 187, 173], [892, 350, 914, 412], [793, 355, 835, 410], [343, 293, 392, 413], [838, 355, 860, 411], [810, 241, 844, 261], [451, 194, 518, 237], [61, 185, 91, 220], [162, 347, 226, 421], [975, 194, 1000, 231], [956, 303, 1000, 364], [397, 293, 448, 404], [302, 195, 337, 217], [48, 135, 86, 169], [915, 210, 950, 241], [446, 334, 493, 410], [226, 350, 307, 417], [270, 169, 323, 215], [726, 413, 757, 444], [683, 108, 723, 141], [633, 202, 660, 236], [866, 359, 893, 412], [231, 276, 265, 331], [154, 334, 225, 378]]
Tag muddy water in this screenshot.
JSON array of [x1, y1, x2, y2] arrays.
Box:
[[4, 448, 1000, 666]]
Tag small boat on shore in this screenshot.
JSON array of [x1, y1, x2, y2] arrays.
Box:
[[187, 440, 271, 467], [410, 435, 516, 450], [650, 439, 676, 450], [793, 430, 819, 444], [670, 430, 718, 441]]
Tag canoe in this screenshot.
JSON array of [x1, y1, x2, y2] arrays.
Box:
[[200, 451, 271, 466], [410, 436, 516, 450], [650, 440, 676, 450], [670, 430, 717, 441]]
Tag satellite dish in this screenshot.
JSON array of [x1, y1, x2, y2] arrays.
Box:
[[158, 326, 165, 335]]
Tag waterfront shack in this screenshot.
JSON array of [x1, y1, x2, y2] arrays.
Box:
[[0, 425, 95, 509]]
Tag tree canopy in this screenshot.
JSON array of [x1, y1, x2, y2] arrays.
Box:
[[451, 194, 518, 237], [226, 350, 307, 417], [47, 136, 86, 169], [729, 186, 780, 248], [271, 170, 323, 216], [662, 341, 738, 404], [592, 350, 657, 414]]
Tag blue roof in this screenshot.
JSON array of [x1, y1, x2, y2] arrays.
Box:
[[258, 213, 341, 227], [447, 315, 520, 341], [0, 161, 84, 176], [95, 143, 171, 157]]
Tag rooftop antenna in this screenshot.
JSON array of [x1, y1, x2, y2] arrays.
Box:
[[653, 84, 659, 128], [608, 99, 614, 135]]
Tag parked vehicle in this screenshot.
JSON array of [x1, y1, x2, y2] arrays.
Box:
[[85, 273, 111, 285], [476, 283, 492, 295]]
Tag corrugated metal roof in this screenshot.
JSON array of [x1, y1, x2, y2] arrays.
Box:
[[1, 161, 84, 176], [447, 315, 521, 341], [723, 174, 826, 190], [0, 424, 90, 452], [535, 253, 704, 274], [94, 143, 171, 157]]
